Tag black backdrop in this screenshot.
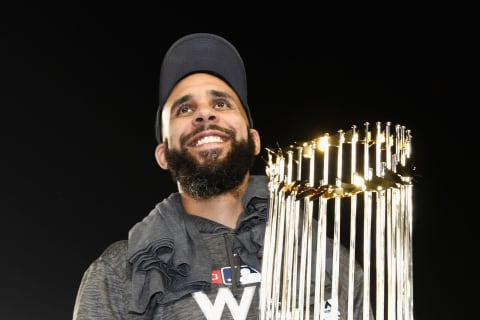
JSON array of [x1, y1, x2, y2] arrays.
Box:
[[1, 5, 469, 320]]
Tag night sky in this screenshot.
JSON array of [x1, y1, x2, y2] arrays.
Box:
[[1, 5, 469, 320]]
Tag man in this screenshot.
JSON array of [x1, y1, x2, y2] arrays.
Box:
[[73, 33, 369, 319]]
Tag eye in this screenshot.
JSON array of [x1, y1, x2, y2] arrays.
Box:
[[177, 104, 193, 115], [213, 99, 230, 110]]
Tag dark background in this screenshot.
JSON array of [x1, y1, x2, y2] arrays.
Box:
[[1, 5, 469, 320]]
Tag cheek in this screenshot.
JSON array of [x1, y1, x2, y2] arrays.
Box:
[[229, 114, 249, 133], [234, 121, 250, 139], [165, 122, 187, 148]]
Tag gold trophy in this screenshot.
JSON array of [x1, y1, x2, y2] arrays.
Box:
[[260, 121, 415, 320]]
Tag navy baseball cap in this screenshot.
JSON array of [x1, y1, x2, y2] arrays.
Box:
[[154, 33, 253, 143]]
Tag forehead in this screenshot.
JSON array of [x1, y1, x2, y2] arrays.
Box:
[[167, 73, 237, 100]]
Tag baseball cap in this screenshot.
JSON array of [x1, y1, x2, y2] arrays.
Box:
[[154, 33, 253, 143]]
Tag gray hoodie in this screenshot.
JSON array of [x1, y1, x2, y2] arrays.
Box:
[[72, 175, 370, 319]]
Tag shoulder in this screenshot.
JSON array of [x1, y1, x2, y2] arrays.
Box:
[[94, 240, 130, 276], [249, 175, 268, 189], [98, 239, 128, 262], [243, 175, 269, 207], [74, 240, 132, 319]]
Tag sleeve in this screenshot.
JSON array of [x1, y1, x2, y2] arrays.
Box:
[[72, 240, 130, 320]]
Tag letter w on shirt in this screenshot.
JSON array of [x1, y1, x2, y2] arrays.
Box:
[[192, 286, 256, 320]]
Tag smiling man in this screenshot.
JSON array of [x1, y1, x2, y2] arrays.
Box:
[[156, 72, 261, 213], [72, 33, 370, 320], [73, 33, 269, 320]]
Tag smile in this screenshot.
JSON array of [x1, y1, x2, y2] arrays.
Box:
[[193, 135, 226, 146]]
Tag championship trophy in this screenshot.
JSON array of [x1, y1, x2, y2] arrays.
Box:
[[260, 121, 415, 320]]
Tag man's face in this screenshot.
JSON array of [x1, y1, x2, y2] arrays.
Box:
[[156, 73, 261, 198], [161, 73, 254, 161]]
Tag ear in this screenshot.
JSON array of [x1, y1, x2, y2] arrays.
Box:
[[250, 128, 261, 155], [154, 143, 168, 170]]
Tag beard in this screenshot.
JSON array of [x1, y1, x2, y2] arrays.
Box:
[[164, 133, 257, 199]]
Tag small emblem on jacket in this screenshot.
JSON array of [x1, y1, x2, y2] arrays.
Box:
[[211, 265, 261, 285]]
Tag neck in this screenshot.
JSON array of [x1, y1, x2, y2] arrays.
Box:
[[179, 174, 250, 229]]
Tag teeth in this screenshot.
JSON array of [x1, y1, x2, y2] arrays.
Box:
[[195, 136, 223, 146]]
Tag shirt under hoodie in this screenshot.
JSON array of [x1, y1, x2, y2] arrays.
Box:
[[72, 175, 369, 320]]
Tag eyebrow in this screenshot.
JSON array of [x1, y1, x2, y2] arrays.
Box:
[[170, 90, 235, 111], [171, 94, 192, 111], [208, 89, 234, 100]]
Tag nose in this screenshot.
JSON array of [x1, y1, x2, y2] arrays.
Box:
[[193, 105, 217, 125]]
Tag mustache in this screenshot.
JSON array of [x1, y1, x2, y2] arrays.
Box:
[[180, 124, 236, 146]]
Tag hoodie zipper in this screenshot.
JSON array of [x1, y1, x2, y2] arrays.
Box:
[[223, 233, 241, 298]]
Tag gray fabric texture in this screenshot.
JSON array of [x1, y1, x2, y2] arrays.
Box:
[[72, 175, 370, 319]]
